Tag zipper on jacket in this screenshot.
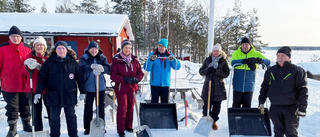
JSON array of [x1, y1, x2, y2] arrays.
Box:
[[283, 73, 292, 81], [269, 72, 275, 85]]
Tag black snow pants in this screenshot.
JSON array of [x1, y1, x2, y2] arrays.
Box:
[[32, 94, 50, 131], [151, 86, 170, 103], [2, 92, 31, 121], [49, 105, 78, 137], [83, 91, 105, 131], [202, 101, 222, 122], [232, 90, 253, 108], [269, 104, 299, 137]]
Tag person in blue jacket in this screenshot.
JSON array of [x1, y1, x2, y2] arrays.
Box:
[[230, 37, 270, 108], [144, 38, 181, 103], [79, 41, 110, 135]]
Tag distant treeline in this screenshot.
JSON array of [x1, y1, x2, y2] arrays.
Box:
[[263, 46, 320, 50]]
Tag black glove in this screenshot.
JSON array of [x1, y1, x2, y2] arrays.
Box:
[[295, 105, 307, 117], [207, 67, 215, 74], [242, 59, 247, 64], [247, 58, 257, 71], [124, 77, 133, 84], [256, 58, 262, 64], [150, 55, 158, 61], [132, 77, 139, 83]]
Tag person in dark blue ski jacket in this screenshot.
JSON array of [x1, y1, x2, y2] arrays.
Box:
[[79, 41, 110, 135], [144, 38, 181, 103]]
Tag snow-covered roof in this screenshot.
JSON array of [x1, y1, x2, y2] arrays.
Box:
[[0, 13, 134, 40]]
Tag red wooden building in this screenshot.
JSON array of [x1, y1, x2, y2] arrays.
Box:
[[0, 13, 134, 63]]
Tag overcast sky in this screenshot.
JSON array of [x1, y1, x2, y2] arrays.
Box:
[[29, 0, 320, 46]]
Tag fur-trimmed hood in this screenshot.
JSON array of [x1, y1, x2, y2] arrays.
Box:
[[208, 50, 227, 59], [47, 47, 77, 60]]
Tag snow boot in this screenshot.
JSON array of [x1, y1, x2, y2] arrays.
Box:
[[212, 121, 218, 130], [6, 120, 17, 137], [21, 117, 32, 132]]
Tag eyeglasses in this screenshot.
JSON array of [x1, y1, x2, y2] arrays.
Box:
[[57, 47, 66, 51]]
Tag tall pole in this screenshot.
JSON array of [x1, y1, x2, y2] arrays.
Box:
[[207, 0, 215, 56]]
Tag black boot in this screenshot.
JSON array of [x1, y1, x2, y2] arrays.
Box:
[[21, 117, 32, 132], [6, 120, 17, 137]]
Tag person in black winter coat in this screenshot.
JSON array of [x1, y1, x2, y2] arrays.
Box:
[[79, 41, 110, 135], [258, 46, 308, 137], [34, 41, 86, 137], [199, 44, 230, 130]]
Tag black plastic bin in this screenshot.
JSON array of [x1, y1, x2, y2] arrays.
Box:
[[140, 103, 178, 130], [228, 108, 272, 136]]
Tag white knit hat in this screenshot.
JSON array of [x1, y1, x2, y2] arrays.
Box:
[[33, 36, 47, 51], [212, 43, 222, 51]]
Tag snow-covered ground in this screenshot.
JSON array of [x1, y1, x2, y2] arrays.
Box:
[[0, 49, 319, 137]]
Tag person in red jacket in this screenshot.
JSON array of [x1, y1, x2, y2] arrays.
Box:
[[110, 40, 144, 137], [23, 36, 49, 132], [0, 25, 32, 137]]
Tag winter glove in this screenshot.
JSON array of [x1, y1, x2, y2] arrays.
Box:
[[34, 94, 41, 104], [295, 105, 307, 117], [242, 59, 248, 64], [91, 64, 104, 75], [79, 94, 86, 101], [207, 67, 215, 74], [256, 58, 262, 64], [24, 58, 41, 70], [150, 55, 158, 61], [247, 58, 257, 71], [167, 55, 175, 62], [258, 104, 265, 114], [124, 77, 133, 84], [132, 77, 139, 83]]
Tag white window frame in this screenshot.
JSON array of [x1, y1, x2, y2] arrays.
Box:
[[23, 36, 54, 50]]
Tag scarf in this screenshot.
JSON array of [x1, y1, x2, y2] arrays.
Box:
[[208, 55, 222, 69], [120, 52, 132, 64]]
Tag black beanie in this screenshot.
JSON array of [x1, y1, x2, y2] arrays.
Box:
[[88, 41, 100, 50], [241, 37, 250, 44], [277, 46, 292, 58], [8, 25, 23, 37], [55, 41, 69, 49]]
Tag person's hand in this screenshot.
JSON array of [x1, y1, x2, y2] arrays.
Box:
[[24, 58, 41, 70], [91, 64, 104, 75], [124, 77, 133, 84], [79, 94, 86, 101], [256, 58, 262, 64], [167, 55, 175, 61], [247, 58, 257, 71], [258, 104, 265, 114], [207, 67, 215, 74], [295, 105, 307, 117], [132, 77, 139, 83], [150, 55, 158, 61], [34, 94, 41, 104]]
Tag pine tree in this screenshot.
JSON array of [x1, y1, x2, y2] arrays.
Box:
[[41, 2, 47, 13], [75, 0, 101, 14], [0, 0, 8, 12], [7, 0, 35, 12], [55, 0, 74, 13], [186, 0, 208, 63]]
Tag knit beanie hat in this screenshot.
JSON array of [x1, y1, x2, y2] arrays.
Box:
[[241, 37, 250, 44], [33, 36, 47, 51], [55, 41, 68, 49], [121, 39, 131, 49], [212, 43, 222, 51], [88, 41, 100, 50], [158, 38, 168, 48], [277, 46, 292, 58], [8, 25, 23, 37]]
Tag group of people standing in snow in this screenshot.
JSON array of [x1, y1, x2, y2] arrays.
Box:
[[0, 25, 308, 137], [0, 25, 181, 137], [199, 37, 308, 137]]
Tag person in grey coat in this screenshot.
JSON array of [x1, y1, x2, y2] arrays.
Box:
[[199, 44, 230, 130], [79, 41, 110, 135]]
